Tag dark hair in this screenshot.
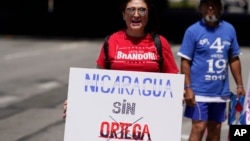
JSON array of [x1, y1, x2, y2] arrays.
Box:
[[198, 0, 224, 17], [119, 0, 160, 34]]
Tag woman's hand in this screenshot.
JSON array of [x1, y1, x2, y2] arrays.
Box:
[[63, 99, 67, 120]]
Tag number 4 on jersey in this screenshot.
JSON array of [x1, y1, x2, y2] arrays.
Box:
[[210, 37, 224, 53]]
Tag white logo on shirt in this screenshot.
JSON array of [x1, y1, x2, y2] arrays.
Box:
[[199, 38, 209, 45], [117, 51, 156, 60]]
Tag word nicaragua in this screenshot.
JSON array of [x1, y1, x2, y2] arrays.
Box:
[[84, 73, 173, 97], [99, 121, 151, 140]]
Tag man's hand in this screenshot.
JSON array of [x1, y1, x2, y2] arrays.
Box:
[[184, 88, 196, 106], [236, 86, 246, 97]]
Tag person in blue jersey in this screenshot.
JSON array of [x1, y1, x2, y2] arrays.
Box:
[[177, 0, 245, 141]]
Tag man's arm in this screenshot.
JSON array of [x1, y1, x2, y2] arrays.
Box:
[[229, 56, 245, 96], [181, 58, 196, 106], [181, 58, 191, 87]]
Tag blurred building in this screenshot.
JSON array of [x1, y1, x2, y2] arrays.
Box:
[[0, 0, 250, 45]]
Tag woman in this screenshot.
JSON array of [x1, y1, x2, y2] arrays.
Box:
[[96, 0, 178, 73], [63, 0, 178, 119]]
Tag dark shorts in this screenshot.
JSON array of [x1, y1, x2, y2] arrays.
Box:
[[184, 102, 227, 122]]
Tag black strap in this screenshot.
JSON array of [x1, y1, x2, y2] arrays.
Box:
[[103, 35, 111, 69], [153, 34, 163, 72]]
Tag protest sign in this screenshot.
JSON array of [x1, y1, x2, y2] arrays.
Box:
[[64, 68, 184, 141]]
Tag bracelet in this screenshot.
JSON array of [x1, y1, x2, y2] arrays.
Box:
[[237, 85, 244, 89]]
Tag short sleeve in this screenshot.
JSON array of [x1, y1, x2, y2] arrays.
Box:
[[159, 35, 179, 73]]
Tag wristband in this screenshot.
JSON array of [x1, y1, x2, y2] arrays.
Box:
[[184, 85, 191, 89]]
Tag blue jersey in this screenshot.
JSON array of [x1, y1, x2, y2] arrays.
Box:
[[177, 20, 241, 97]]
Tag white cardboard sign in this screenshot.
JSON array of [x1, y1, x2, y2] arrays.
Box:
[[64, 67, 184, 141]]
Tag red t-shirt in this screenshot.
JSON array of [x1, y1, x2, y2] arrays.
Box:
[[96, 30, 179, 73]]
